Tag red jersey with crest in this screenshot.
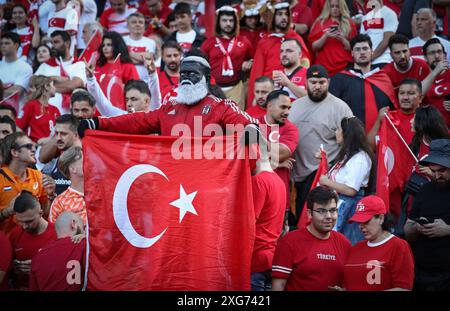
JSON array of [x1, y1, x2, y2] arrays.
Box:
[[383, 58, 430, 91], [157, 68, 179, 100], [12, 26, 35, 59], [16, 100, 61, 143], [200, 35, 254, 86], [240, 28, 265, 48], [99, 95, 258, 136], [343, 235, 414, 291], [425, 70, 450, 126], [272, 228, 351, 290], [282, 66, 307, 101]]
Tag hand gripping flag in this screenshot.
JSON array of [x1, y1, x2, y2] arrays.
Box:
[[79, 29, 102, 65], [83, 132, 255, 290]]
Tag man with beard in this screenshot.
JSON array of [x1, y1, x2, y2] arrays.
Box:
[[272, 186, 351, 291], [71, 91, 97, 120], [35, 31, 87, 115], [329, 34, 397, 132], [30, 211, 86, 291], [246, 76, 275, 119], [247, 1, 310, 107], [421, 38, 450, 127], [0, 133, 54, 235], [288, 65, 353, 226], [258, 90, 298, 212], [77, 53, 259, 138], [274, 39, 307, 101], [200, 6, 254, 109], [8, 191, 57, 290], [383, 34, 430, 92], [158, 41, 182, 100], [404, 139, 450, 290], [40, 115, 81, 195], [46, 0, 78, 57]]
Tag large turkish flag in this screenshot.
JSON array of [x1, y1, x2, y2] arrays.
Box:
[[83, 131, 255, 290]]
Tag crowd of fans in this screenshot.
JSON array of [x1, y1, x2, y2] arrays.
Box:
[[0, 0, 450, 292]]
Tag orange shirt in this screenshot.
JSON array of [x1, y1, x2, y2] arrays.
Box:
[[49, 187, 86, 224], [0, 167, 48, 234]]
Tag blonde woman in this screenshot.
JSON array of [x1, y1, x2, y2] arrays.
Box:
[[308, 0, 357, 76], [17, 76, 60, 144]]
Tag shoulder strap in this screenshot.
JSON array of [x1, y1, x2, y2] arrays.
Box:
[[0, 168, 16, 184], [287, 66, 303, 80]]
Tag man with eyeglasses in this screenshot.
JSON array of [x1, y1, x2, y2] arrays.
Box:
[[421, 38, 450, 127], [0, 132, 55, 235], [272, 186, 351, 291]]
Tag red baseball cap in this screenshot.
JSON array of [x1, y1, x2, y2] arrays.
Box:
[[348, 195, 387, 223]]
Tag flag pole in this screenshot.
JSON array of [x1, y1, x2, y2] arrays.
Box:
[[113, 53, 121, 64], [384, 113, 419, 163], [0, 91, 19, 104]]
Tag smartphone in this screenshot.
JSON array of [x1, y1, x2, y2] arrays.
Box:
[[415, 217, 430, 225], [330, 26, 338, 32]]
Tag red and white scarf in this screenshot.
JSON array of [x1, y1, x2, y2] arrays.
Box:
[[215, 37, 236, 77]]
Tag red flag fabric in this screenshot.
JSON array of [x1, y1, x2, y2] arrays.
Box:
[[0, 91, 20, 114], [83, 131, 255, 290], [95, 58, 126, 110], [376, 114, 417, 218], [297, 149, 328, 229], [79, 30, 102, 65]]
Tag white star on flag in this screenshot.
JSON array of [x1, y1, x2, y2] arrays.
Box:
[[170, 185, 198, 223]]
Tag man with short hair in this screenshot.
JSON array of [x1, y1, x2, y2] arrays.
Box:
[[421, 38, 450, 126], [40, 115, 81, 195], [100, 0, 138, 36], [200, 6, 254, 109], [246, 76, 275, 119], [0, 115, 16, 141], [258, 90, 298, 212], [30, 211, 86, 291], [8, 191, 57, 290], [165, 2, 205, 54], [0, 104, 17, 121], [35, 30, 87, 115], [71, 90, 97, 120], [404, 139, 450, 290], [289, 65, 353, 226], [409, 8, 450, 61], [158, 41, 182, 101], [272, 186, 351, 291], [124, 13, 157, 81], [274, 38, 307, 101], [329, 34, 397, 131], [0, 133, 54, 234], [0, 32, 33, 107], [383, 34, 430, 91]]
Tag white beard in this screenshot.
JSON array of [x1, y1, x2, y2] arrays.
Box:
[[176, 76, 208, 105]]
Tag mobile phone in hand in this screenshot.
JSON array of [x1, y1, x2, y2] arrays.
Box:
[[415, 217, 430, 225]]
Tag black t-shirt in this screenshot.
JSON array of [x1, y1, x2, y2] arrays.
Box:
[[41, 157, 71, 195], [410, 181, 450, 273]]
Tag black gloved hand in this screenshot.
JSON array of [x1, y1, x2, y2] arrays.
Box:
[[78, 117, 99, 138]]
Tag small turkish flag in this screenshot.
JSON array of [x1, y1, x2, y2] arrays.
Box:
[[83, 132, 255, 290], [79, 29, 102, 65]]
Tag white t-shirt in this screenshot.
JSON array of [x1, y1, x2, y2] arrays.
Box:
[[360, 6, 398, 64], [409, 34, 450, 62], [39, 1, 55, 34], [47, 5, 79, 57], [124, 36, 157, 80], [328, 151, 372, 192], [176, 30, 197, 53], [35, 59, 87, 114], [77, 0, 97, 50]]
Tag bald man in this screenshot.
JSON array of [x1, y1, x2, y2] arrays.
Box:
[[29, 212, 86, 291]]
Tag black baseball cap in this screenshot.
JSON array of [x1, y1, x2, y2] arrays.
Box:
[[306, 65, 329, 79]]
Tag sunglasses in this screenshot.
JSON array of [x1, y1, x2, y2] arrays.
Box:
[[14, 143, 35, 151]]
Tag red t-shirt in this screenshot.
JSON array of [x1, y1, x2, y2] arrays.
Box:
[[258, 116, 299, 209], [343, 235, 414, 291], [382, 58, 430, 91], [16, 100, 61, 143], [272, 228, 351, 290], [309, 18, 357, 76], [0, 231, 12, 291], [245, 105, 266, 119], [240, 28, 265, 49], [200, 35, 254, 86], [251, 171, 286, 273], [157, 68, 179, 100], [29, 237, 86, 291], [9, 222, 57, 289], [425, 70, 450, 126], [291, 4, 313, 29], [389, 110, 415, 145]]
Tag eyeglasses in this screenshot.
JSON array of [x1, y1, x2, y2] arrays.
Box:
[[14, 143, 35, 151], [312, 208, 338, 216]]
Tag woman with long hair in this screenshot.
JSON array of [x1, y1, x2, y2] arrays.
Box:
[[16, 76, 60, 144], [319, 116, 374, 244], [95, 31, 140, 110], [32, 44, 52, 72], [309, 0, 357, 75], [9, 4, 40, 62]]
